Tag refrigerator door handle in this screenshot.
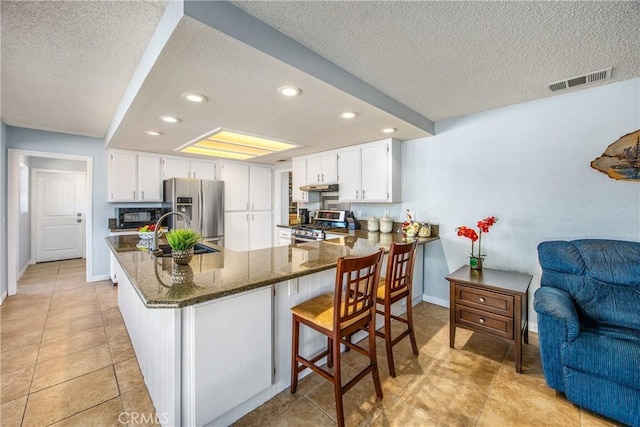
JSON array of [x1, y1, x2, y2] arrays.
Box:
[[199, 187, 204, 237]]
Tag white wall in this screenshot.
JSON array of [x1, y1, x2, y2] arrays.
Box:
[[6, 127, 111, 280], [0, 121, 7, 303], [29, 157, 87, 172], [403, 78, 640, 327]]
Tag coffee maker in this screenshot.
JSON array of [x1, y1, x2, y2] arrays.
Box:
[[298, 208, 310, 224]]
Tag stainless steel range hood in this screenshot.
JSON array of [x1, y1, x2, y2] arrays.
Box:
[[300, 184, 339, 192]]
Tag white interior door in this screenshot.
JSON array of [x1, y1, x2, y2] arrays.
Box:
[[35, 171, 86, 262]]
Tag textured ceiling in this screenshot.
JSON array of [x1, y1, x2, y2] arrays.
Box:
[[2, 1, 639, 163], [235, 1, 640, 122], [0, 0, 166, 137]]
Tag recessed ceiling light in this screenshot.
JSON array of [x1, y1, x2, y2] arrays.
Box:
[[381, 127, 397, 134], [339, 111, 358, 119], [277, 85, 302, 97], [145, 130, 163, 136], [182, 92, 208, 103], [160, 115, 181, 123]]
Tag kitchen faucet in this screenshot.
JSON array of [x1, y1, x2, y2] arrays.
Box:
[[152, 211, 191, 252]]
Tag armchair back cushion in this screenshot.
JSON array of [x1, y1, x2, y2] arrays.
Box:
[[538, 239, 640, 331]]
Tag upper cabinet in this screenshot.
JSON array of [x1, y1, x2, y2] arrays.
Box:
[[306, 152, 338, 185], [218, 161, 272, 211], [108, 150, 162, 202], [162, 157, 215, 180], [291, 157, 309, 203], [337, 138, 401, 203]]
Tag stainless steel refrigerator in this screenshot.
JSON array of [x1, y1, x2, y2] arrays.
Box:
[[163, 178, 224, 245]]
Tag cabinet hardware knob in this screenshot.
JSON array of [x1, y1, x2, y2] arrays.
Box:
[[356, 190, 359, 199], [479, 297, 485, 303], [362, 189, 366, 199], [141, 191, 145, 200], [479, 318, 485, 324], [317, 174, 320, 182], [321, 174, 324, 182]]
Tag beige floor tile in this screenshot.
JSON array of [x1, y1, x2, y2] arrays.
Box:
[[235, 389, 303, 426], [370, 396, 445, 427], [22, 366, 119, 427], [108, 336, 136, 364], [1, 304, 49, 324], [1, 342, 39, 374], [49, 397, 124, 427], [105, 322, 130, 343], [98, 294, 119, 312], [31, 344, 113, 392], [0, 396, 27, 427], [580, 408, 626, 427], [477, 364, 580, 427], [398, 369, 488, 426], [0, 325, 44, 353], [303, 363, 392, 426], [267, 395, 336, 427], [53, 280, 92, 293], [120, 385, 160, 426], [0, 366, 34, 404], [114, 357, 145, 394], [38, 325, 107, 362], [101, 307, 125, 326], [45, 301, 101, 323], [43, 312, 104, 341]]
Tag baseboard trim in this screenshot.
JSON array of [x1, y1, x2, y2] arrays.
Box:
[[422, 295, 449, 308], [18, 263, 30, 280], [88, 274, 110, 283], [0, 291, 7, 305]]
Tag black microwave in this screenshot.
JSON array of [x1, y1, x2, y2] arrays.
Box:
[[117, 208, 163, 229]]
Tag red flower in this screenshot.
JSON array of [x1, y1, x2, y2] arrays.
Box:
[[456, 226, 478, 242]]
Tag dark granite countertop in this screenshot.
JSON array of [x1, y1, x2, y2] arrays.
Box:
[[105, 232, 439, 309]]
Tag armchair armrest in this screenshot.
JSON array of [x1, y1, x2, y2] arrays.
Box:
[[534, 286, 580, 341]]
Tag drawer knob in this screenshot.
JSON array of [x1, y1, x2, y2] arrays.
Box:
[[479, 297, 485, 303], [479, 318, 485, 324]]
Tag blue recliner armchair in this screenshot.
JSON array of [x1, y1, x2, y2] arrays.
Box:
[[534, 239, 640, 426]]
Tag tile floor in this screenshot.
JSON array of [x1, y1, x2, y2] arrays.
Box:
[[1, 259, 157, 426], [0, 259, 623, 426]]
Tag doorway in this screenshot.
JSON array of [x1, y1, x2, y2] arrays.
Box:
[[7, 149, 93, 297], [32, 169, 86, 263]]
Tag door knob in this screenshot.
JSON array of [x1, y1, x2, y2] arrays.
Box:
[[77, 218, 82, 223], [76, 213, 82, 217]]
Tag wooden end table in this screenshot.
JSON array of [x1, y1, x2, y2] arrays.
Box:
[[446, 265, 532, 373]]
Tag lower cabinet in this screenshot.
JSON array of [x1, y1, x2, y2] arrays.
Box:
[[181, 287, 273, 425], [224, 211, 272, 251]]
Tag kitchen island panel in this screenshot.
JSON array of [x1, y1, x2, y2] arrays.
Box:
[[117, 262, 181, 427], [182, 286, 273, 426]]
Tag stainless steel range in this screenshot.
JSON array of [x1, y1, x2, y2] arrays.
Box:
[[291, 210, 349, 243]]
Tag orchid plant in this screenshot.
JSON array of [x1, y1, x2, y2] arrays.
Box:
[[456, 216, 499, 264]]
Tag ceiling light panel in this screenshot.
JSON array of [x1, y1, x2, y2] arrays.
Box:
[[182, 92, 208, 103], [178, 129, 298, 160], [160, 115, 181, 123], [277, 85, 301, 97]]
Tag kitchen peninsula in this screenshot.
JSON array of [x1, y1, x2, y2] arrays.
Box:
[[106, 232, 438, 426]]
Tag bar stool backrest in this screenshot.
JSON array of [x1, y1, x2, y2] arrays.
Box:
[[334, 248, 385, 330], [384, 241, 418, 300]]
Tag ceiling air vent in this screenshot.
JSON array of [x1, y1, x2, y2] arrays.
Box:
[[548, 67, 612, 92]]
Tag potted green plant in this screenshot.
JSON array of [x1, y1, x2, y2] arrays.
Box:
[[165, 229, 201, 265]]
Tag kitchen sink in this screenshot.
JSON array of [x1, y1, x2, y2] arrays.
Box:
[[154, 244, 218, 257]]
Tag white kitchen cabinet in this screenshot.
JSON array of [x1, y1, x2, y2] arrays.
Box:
[[137, 154, 163, 201], [219, 162, 250, 211], [306, 152, 338, 184], [276, 227, 292, 246], [162, 157, 215, 180], [250, 211, 272, 250], [190, 160, 216, 180], [218, 161, 272, 211], [108, 150, 162, 202], [224, 211, 272, 251], [337, 138, 401, 203], [249, 165, 273, 210], [291, 157, 309, 202]]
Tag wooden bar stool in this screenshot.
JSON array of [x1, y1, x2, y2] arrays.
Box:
[[290, 248, 385, 427], [375, 241, 419, 377]]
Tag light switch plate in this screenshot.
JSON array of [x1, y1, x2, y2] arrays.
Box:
[[289, 280, 299, 296]]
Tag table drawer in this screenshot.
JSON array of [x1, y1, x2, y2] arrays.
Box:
[[455, 285, 513, 317], [456, 306, 513, 339]]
